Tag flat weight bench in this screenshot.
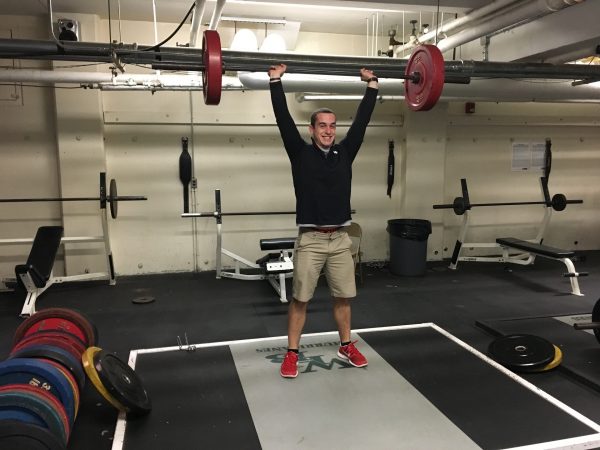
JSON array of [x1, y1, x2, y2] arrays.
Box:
[[496, 237, 588, 296], [255, 237, 295, 303], [15, 226, 64, 316]]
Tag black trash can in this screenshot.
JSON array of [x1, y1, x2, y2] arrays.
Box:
[[387, 219, 432, 276]]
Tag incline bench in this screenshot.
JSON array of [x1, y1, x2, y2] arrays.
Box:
[[496, 237, 588, 296], [16, 226, 64, 316]]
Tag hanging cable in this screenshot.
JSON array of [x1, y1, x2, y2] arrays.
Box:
[[142, 2, 196, 52], [117, 0, 123, 43], [434, 0, 441, 45], [47, 0, 65, 49]]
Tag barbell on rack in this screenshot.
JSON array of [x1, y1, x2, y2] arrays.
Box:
[[0, 173, 147, 219], [433, 177, 583, 216], [2, 31, 600, 111], [434, 193, 583, 216]]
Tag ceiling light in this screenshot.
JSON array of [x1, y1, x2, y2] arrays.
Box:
[[221, 16, 287, 25], [230, 28, 258, 51], [260, 33, 286, 52]]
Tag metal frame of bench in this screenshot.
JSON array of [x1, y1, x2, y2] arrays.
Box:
[[495, 237, 583, 296], [0, 205, 116, 316], [447, 177, 584, 296], [182, 190, 295, 303]]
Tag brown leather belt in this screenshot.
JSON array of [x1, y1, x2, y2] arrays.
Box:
[[311, 227, 341, 233]]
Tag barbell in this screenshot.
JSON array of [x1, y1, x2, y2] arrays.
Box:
[[434, 193, 583, 216], [0, 173, 147, 219], [3, 33, 600, 112], [573, 298, 600, 345]]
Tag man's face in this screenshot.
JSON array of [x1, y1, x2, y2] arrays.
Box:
[[309, 113, 337, 149]]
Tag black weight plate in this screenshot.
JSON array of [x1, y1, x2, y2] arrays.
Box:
[[109, 179, 118, 219], [592, 298, 600, 345], [10, 344, 86, 393], [93, 348, 151, 416], [532, 345, 563, 372], [131, 296, 155, 304], [0, 420, 65, 450], [488, 334, 555, 372]]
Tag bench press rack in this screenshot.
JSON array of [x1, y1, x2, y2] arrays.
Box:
[[182, 190, 296, 303], [435, 177, 586, 296]]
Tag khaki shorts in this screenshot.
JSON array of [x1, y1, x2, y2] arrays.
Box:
[[292, 229, 356, 302]]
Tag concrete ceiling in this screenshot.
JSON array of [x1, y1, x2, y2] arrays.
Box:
[[1, 0, 486, 35]]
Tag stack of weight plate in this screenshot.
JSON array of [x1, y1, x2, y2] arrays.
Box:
[[0, 307, 98, 450], [488, 334, 563, 374]]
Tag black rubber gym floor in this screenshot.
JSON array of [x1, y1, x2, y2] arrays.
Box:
[[1, 251, 600, 450]]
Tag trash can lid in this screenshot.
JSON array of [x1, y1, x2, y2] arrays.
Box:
[[386, 219, 432, 239]]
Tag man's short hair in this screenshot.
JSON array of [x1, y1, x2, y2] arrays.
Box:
[[310, 108, 335, 127]]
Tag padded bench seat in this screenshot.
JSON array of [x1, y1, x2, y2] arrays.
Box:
[[15, 226, 63, 288], [260, 237, 296, 251], [496, 237, 574, 259]]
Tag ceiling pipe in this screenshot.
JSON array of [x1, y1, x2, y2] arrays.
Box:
[[435, 0, 585, 55], [1, 67, 598, 101], [296, 94, 404, 103], [189, 0, 207, 48], [394, 0, 521, 56], [238, 72, 600, 103], [0, 68, 243, 89], [208, 0, 227, 31]]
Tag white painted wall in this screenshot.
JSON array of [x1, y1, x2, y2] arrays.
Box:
[[0, 13, 599, 283]]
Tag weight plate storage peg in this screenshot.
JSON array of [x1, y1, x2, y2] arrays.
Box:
[[404, 45, 445, 111], [82, 347, 151, 417], [488, 334, 555, 373]]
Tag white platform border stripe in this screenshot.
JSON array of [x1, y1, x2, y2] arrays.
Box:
[[430, 324, 600, 450], [110, 323, 600, 450], [501, 433, 600, 450]]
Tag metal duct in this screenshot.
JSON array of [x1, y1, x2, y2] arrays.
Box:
[[208, 0, 226, 31], [238, 72, 600, 103], [0, 69, 243, 90], [435, 0, 585, 54], [394, 0, 520, 55]]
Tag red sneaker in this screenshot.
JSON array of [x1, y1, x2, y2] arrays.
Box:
[[337, 341, 368, 368], [280, 351, 299, 378]]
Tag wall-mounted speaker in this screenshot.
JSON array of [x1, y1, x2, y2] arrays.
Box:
[[57, 19, 80, 42]]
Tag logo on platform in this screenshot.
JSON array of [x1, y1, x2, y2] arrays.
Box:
[[257, 341, 352, 374]]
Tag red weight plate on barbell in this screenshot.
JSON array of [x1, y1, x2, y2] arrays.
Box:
[[202, 30, 223, 105], [404, 45, 445, 111]]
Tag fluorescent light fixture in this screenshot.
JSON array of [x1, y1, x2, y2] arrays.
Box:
[[221, 16, 287, 25], [225, 0, 403, 14]]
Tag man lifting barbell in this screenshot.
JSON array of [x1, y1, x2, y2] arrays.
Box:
[[268, 63, 378, 378]]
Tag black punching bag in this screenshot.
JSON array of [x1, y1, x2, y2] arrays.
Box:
[[179, 137, 192, 213]]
